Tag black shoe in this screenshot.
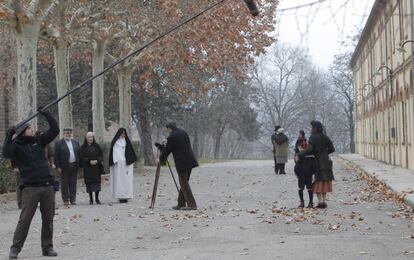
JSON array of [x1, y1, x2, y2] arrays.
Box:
[[70, 201, 76, 205], [298, 201, 305, 208], [119, 199, 128, 203], [280, 171, 286, 175], [307, 202, 314, 208], [42, 247, 58, 257], [96, 199, 101, 205], [322, 202, 328, 208], [89, 200, 93, 205], [9, 247, 19, 259], [172, 205, 181, 210], [316, 203, 325, 209], [181, 206, 197, 211]]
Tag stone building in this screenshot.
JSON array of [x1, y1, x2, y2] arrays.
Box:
[[351, 0, 414, 169]]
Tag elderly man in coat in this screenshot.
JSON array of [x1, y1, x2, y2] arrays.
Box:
[[54, 128, 80, 206], [273, 127, 289, 175]]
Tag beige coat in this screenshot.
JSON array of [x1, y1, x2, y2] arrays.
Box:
[[273, 131, 289, 163]]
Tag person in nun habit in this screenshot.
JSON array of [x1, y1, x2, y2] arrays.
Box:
[[109, 128, 137, 203], [80, 132, 104, 205]]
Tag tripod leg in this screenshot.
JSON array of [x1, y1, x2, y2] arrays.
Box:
[[166, 160, 180, 193], [150, 163, 161, 209]]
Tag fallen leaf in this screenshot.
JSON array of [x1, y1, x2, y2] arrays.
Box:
[[328, 223, 341, 230]]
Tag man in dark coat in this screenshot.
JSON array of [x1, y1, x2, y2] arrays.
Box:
[[157, 122, 199, 210], [54, 128, 80, 206], [2, 110, 59, 259], [271, 125, 280, 173]]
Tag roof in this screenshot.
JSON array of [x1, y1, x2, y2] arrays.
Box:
[[350, 0, 387, 68]]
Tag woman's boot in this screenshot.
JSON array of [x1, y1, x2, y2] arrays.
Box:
[[95, 192, 101, 204], [89, 192, 93, 204]]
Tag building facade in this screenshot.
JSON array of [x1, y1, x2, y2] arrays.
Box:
[[351, 0, 414, 169]]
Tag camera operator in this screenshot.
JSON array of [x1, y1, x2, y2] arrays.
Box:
[[156, 122, 198, 210]]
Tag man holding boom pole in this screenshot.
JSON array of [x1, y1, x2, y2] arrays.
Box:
[[2, 109, 59, 259]]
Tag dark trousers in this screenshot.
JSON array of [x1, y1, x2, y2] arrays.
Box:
[[16, 173, 23, 209], [61, 163, 78, 203], [177, 169, 197, 208], [296, 157, 315, 190], [11, 186, 54, 251], [276, 163, 285, 174]]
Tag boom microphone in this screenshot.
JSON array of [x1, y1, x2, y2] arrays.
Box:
[[244, 0, 259, 16]]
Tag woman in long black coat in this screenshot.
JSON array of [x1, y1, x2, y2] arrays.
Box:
[[80, 132, 104, 204], [297, 121, 335, 209]]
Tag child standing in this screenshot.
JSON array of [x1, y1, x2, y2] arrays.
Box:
[[294, 130, 315, 208]]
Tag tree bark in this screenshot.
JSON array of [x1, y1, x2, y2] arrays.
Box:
[[54, 40, 73, 136], [137, 85, 155, 166], [15, 22, 40, 127], [92, 39, 106, 142], [192, 126, 200, 159], [117, 67, 133, 134], [213, 125, 225, 159]]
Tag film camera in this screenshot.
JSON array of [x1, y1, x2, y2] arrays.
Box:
[[154, 142, 166, 151]]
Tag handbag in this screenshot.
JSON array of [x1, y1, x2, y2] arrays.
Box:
[[53, 179, 60, 192], [98, 162, 105, 175]]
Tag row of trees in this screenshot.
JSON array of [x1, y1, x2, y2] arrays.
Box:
[[252, 43, 354, 155], [1, 1, 356, 163], [0, 0, 278, 143]]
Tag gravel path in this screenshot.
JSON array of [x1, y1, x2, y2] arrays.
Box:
[[1, 158, 414, 259]]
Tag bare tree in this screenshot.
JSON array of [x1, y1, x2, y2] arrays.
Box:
[[0, 0, 56, 126], [40, 0, 97, 135], [252, 43, 309, 133], [329, 51, 355, 152]]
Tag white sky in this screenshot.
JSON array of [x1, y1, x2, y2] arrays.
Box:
[[276, 0, 376, 69]]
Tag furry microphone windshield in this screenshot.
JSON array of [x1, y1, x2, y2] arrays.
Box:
[[244, 0, 259, 16]]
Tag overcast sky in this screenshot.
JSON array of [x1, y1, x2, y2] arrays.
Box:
[[276, 0, 376, 69]]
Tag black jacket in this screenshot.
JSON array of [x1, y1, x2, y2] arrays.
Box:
[[80, 140, 104, 184], [299, 133, 335, 181], [2, 113, 59, 185], [54, 138, 81, 170], [159, 128, 198, 172], [275, 133, 288, 145]]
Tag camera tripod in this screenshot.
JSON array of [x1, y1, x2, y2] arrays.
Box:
[[150, 159, 180, 209]]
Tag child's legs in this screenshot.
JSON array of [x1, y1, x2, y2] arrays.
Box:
[[298, 177, 305, 201]]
